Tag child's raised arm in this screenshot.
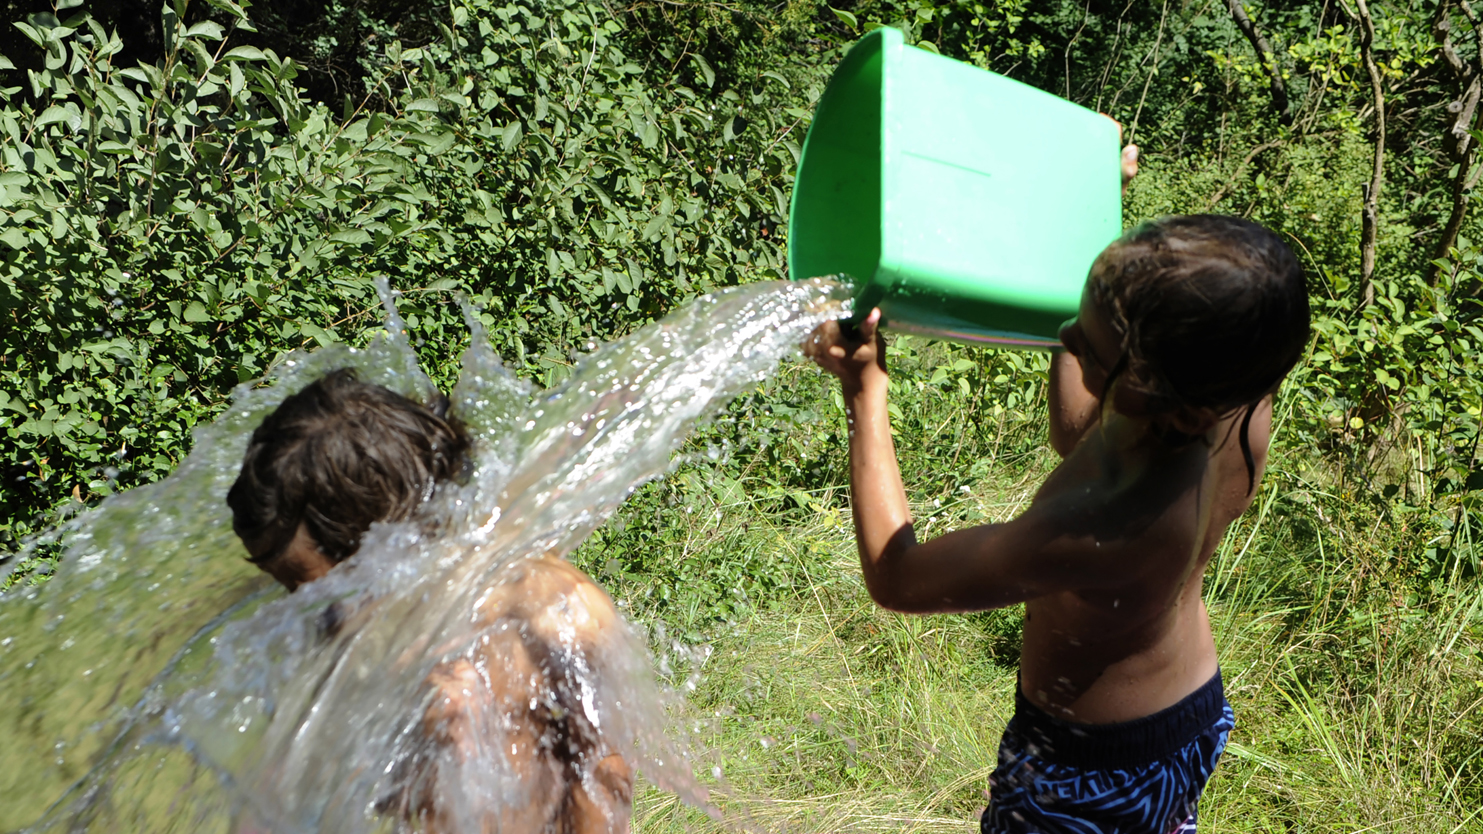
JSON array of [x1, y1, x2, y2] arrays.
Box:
[[1048, 142, 1139, 458], [805, 310, 1201, 615], [804, 309, 914, 600], [1047, 349, 1100, 458]]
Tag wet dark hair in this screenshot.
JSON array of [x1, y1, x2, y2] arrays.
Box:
[[227, 368, 471, 565], [1088, 215, 1310, 490]]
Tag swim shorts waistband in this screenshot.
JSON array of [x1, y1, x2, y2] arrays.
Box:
[[1008, 670, 1227, 770]]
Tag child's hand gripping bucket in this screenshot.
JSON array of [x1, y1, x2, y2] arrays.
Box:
[[789, 27, 1123, 348]]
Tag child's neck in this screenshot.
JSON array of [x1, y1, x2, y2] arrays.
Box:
[[1097, 409, 1212, 481], [1102, 401, 1220, 455]]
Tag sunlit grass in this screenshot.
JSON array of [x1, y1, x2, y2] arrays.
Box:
[[618, 506, 1483, 833]]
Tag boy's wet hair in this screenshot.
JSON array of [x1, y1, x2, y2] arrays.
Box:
[[1089, 215, 1310, 488], [227, 368, 471, 565]]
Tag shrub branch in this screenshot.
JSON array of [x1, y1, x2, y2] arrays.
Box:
[[1226, 0, 1293, 126], [1355, 0, 1385, 307]]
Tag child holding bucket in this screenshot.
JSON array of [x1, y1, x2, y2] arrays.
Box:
[[806, 214, 1309, 832], [228, 368, 633, 834]]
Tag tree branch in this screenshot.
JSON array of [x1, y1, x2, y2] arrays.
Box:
[[1227, 0, 1293, 126], [1203, 140, 1284, 210], [1429, 0, 1483, 286], [1356, 0, 1385, 306]]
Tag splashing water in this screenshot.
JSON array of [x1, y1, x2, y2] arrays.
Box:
[[0, 278, 851, 833]]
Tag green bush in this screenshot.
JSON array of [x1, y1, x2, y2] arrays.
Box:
[[0, 0, 828, 556]]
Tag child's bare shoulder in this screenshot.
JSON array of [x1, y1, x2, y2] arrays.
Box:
[[1205, 395, 1275, 532], [1033, 420, 1210, 564]]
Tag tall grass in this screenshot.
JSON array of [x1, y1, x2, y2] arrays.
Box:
[[572, 338, 1483, 833]]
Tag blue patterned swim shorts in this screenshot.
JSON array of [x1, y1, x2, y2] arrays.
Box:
[[981, 671, 1233, 834]]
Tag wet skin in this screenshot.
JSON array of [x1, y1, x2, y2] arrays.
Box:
[[245, 533, 633, 833], [242, 523, 335, 592], [805, 285, 1271, 724], [408, 555, 633, 834]]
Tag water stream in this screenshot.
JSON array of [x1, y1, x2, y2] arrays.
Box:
[[0, 278, 851, 833]]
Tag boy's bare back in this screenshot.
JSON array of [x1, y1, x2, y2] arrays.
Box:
[[411, 556, 633, 834], [1024, 355, 1274, 723]]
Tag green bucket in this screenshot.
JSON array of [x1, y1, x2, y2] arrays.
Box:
[[788, 27, 1122, 348]]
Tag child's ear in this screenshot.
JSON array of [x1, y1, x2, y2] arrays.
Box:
[[1164, 405, 1221, 437], [1108, 381, 1152, 420]]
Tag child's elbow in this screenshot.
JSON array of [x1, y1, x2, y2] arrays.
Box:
[[862, 574, 937, 614], [864, 581, 908, 612], [1048, 418, 1094, 459], [859, 534, 942, 613], [1047, 424, 1075, 459]]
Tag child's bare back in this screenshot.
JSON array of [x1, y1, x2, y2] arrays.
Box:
[[412, 555, 632, 834], [1023, 372, 1272, 723]]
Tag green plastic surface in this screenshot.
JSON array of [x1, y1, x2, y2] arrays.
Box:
[[789, 27, 1122, 348]]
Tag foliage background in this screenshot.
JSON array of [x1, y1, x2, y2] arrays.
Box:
[[1, 0, 1481, 829]]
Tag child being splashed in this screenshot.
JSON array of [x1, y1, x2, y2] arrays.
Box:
[[228, 368, 633, 834], [806, 215, 1310, 832]]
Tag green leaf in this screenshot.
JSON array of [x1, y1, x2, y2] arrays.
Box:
[[501, 121, 523, 151], [0, 227, 27, 249], [34, 105, 71, 128], [829, 7, 858, 28], [184, 21, 225, 40], [641, 214, 666, 239], [789, 490, 815, 511], [183, 301, 211, 322], [202, 0, 249, 17], [329, 229, 372, 245], [221, 45, 267, 62], [422, 132, 456, 155], [228, 60, 245, 97], [0, 172, 29, 186], [298, 321, 337, 348], [12, 22, 43, 49], [691, 54, 715, 89], [185, 39, 216, 72], [406, 98, 442, 113]]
